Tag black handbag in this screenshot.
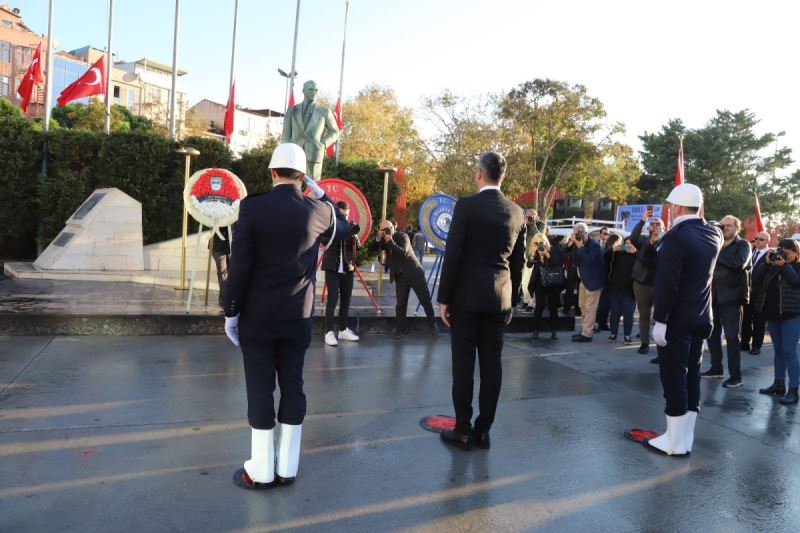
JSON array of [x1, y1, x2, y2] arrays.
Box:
[[540, 265, 565, 287]]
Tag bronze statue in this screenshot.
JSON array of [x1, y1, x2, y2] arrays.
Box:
[[281, 80, 340, 180]]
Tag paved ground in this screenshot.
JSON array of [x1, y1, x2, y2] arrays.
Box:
[[1, 331, 798, 532]]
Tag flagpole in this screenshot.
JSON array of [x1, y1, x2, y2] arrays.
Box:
[[288, 0, 301, 101], [226, 0, 239, 146], [168, 0, 180, 140], [334, 0, 350, 166], [42, 0, 54, 136], [104, 0, 114, 134]]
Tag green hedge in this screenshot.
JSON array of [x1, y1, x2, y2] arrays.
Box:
[[0, 116, 401, 260]]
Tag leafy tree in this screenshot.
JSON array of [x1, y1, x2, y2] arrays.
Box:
[[51, 99, 154, 133], [638, 110, 797, 223]]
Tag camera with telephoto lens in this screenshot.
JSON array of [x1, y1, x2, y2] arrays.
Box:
[[527, 216, 536, 223], [536, 243, 545, 251], [768, 250, 786, 262], [382, 228, 392, 236], [350, 223, 360, 236], [574, 232, 583, 242]]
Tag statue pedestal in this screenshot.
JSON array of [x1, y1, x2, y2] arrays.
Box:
[[34, 188, 144, 271]]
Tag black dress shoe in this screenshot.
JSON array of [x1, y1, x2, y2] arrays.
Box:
[[572, 334, 592, 343], [275, 474, 295, 486], [638, 343, 650, 354], [759, 379, 786, 396], [232, 468, 279, 490], [749, 348, 761, 355], [440, 429, 474, 451], [472, 429, 491, 449], [649, 357, 659, 364], [740, 343, 751, 351], [780, 387, 799, 405]]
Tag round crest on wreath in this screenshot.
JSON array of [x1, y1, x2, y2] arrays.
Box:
[[184, 168, 248, 228]]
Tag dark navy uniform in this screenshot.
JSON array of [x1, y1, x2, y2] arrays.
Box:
[[224, 184, 347, 430], [654, 217, 722, 416]]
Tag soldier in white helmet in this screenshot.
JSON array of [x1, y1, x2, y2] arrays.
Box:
[[223, 143, 347, 489], [641, 183, 722, 456]]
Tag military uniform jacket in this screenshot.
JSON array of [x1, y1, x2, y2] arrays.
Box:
[[281, 102, 340, 162], [223, 184, 348, 328], [653, 218, 722, 327]]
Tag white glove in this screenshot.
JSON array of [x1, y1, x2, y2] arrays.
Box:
[[224, 315, 240, 346], [653, 321, 667, 347], [303, 175, 325, 199]]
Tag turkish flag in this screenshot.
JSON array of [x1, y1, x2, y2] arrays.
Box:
[[326, 97, 343, 158], [224, 81, 235, 144], [17, 43, 43, 112], [288, 88, 295, 109], [674, 137, 685, 186], [754, 194, 765, 233], [57, 56, 106, 107]]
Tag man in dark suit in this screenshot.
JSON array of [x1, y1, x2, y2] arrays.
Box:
[[437, 151, 526, 451], [223, 143, 347, 490], [741, 231, 770, 354], [645, 183, 722, 456], [368, 220, 438, 338]]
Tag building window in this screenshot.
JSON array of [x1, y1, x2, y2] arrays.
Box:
[[1, 76, 9, 97], [2, 20, 12, 28], [127, 88, 135, 111], [0, 42, 10, 63], [113, 85, 120, 104]]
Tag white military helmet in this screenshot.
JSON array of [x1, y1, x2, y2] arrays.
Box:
[[666, 183, 703, 208], [268, 143, 307, 174]]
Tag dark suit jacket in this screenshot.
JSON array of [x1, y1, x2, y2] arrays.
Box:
[[571, 237, 605, 291], [437, 189, 526, 313], [368, 231, 423, 282], [653, 218, 722, 327], [223, 184, 348, 329]]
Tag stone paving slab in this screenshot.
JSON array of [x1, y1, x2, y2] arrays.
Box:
[[1, 334, 798, 532]]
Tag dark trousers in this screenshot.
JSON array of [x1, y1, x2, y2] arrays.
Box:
[[708, 303, 743, 379], [395, 271, 435, 330], [450, 309, 507, 434], [741, 301, 766, 350], [212, 251, 229, 307], [324, 270, 354, 332], [563, 268, 579, 311], [596, 288, 611, 327], [533, 280, 560, 332], [608, 288, 636, 336], [633, 281, 654, 344], [239, 319, 312, 429], [658, 321, 711, 416]]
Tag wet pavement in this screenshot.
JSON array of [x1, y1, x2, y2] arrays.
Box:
[[1, 332, 798, 532]]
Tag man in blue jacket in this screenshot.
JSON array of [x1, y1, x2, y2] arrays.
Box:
[[223, 143, 348, 489], [570, 222, 605, 342], [646, 183, 722, 456]]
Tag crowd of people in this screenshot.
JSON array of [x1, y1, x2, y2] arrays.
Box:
[[519, 205, 800, 406]]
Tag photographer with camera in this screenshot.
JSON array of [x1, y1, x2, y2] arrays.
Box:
[[752, 239, 800, 404], [519, 209, 545, 311], [569, 222, 605, 342], [603, 234, 638, 344], [527, 231, 564, 341], [320, 201, 362, 346], [369, 220, 438, 338], [701, 215, 751, 388], [629, 209, 664, 355]]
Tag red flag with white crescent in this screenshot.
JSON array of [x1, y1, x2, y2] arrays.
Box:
[[754, 193, 765, 233], [17, 43, 43, 112], [674, 137, 685, 186], [57, 56, 106, 107], [224, 81, 235, 144], [288, 89, 295, 109]]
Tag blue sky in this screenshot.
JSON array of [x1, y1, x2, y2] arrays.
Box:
[[16, 0, 800, 172]]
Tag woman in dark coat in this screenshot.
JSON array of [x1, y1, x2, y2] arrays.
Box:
[[603, 234, 638, 344], [528, 231, 565, 341], [752, 238, 800, 404]]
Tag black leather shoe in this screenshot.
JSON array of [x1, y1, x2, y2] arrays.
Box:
[[749, 348, 761, 355], [759, 379, 786, 396], [740, 343, 751, 351], [440, 429, 474, 451], [232, 468, 279, 490], [275, 474, 295, 486], [472, 429, 491, 449], [649, 357, 659, 364], [780, 387, 799, 405], [722, 377, 743, 388], [572, 334, 592, 343], [638, 343, 650, 354]]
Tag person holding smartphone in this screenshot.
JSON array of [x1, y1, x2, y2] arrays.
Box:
[[752, 239, 800, 404], [629, 209, 664, 356], [569, 223, 605, 342], [603, 235, 638, 343]]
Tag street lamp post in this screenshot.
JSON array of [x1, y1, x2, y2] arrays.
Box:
[[278, 68, 297, 112], [176, 146, 200, 290], [376, 165, 396, 296]]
